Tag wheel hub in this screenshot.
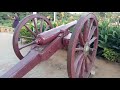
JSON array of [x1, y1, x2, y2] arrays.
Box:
[[84, 43, 90, 55]]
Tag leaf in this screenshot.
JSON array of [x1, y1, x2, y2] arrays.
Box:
[[99, 40, 104, 43], [112, 46, 120, 50], [105, 35, 108, 43], [98, 44, 104, 48]]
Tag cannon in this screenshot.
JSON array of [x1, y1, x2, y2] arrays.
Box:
[[1, 12, 98, 78]]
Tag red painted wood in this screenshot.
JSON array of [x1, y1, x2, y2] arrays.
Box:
[[83, 20, 89, 42], [36, 20, 77, 45], [24, 25, 37, 37], [19, 41, 35, 50], [76, 55, 84, 77], [80, 58, 85, 77], [40, 37, 64, 61], [89, 37, 97, 45], [33, 18, 39, 34], [79, 33, 85, 46], [67, 13, 99, 78], [88, 26, 97, 40], [84, 57, 89, 72], [75, 47, 84, 51], [40, 19, 43, 33], [1, 13, 99, 78], [13, 14, 53, 60], [87, 54, 93, 62], [74, 52, 84, 72]]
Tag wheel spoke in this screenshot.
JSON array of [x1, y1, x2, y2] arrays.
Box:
[[74, 52, 83, 71], [84, 57, 89, 72], [19, 41, 35, 50], [44, 25, 50, 31], [40, 19, 44, 33], [75, 54, 84, 77], [87, 18, 94, 40], [24, 25, 37, 37], [88, 26, 97, 41], [20, 36, 35, 40], [89, 18, 94, 31], [89, 37, 97, 45], [80, 58, 85, 77], [75, 47, 84, 51], [33, 18, 39, 34], [87, 54, 93, 62], [79, 33, 85, 46], [83, 20, 89, 42], [89, 48, 96, 52]]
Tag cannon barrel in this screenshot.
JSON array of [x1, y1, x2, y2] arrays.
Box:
[[35, 20, 77, 45]]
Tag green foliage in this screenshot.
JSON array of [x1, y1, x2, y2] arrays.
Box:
[[97, 17, 120, 62], [98, 19, 110, 49], [0, 12, 32, 27], [98, 21, 120, 53], [38, 12, 54, 20], [0, 12, 80, 28], [19, 21, 49, 43], [102, 48, 119, 62], [52, 21, 58, 27], [20, 23, 34, 43]]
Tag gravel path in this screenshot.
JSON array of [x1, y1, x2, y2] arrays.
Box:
[[0, 32, 120, 78]]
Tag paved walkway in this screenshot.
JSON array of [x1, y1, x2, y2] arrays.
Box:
[[0, 32, 120, 78]]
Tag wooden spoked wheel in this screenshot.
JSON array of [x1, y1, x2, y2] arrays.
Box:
[[67, 13, 99, 78], [13, 14, 52, 60]]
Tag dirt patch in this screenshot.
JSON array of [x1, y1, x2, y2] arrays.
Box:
[[93, 58, 120, 78], [23, 50, 68, 78]]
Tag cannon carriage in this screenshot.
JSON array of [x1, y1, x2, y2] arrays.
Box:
[[1, 12, 98, 78]]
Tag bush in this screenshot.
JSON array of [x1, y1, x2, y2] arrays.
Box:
[[20, 21, 50, 43], [20, 24, 34, 43], [98, 22, 120, 52], [102, 48, 119, 62], [97, 18, 120, 62]]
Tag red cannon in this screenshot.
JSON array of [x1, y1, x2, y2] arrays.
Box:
[[1, 12, 98, 78]]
